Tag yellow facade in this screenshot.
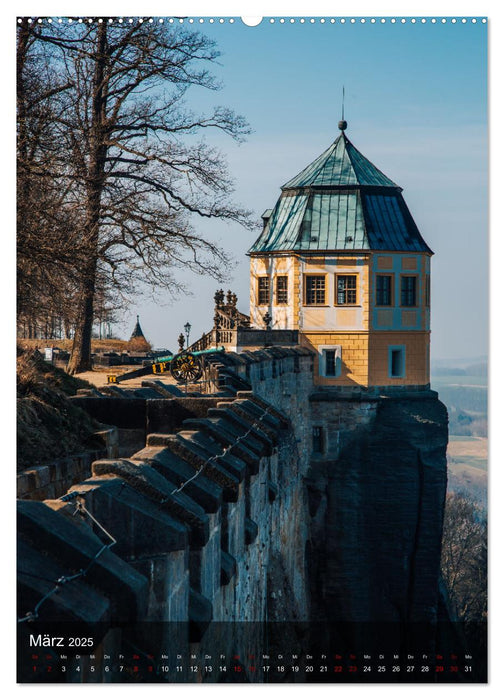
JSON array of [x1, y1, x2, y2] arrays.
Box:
[[249, 251, 431, 388], [301, 331, 370, 386], [368, 331, 430, 387]]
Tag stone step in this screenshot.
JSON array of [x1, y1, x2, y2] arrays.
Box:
[[131, 445, 222, 513], [141, 380, 185, 397], [64, 476, 191, 554], [206, 407, 274, 454], [236, 391, 290, 428], [224, 402, 279, 443], [174, 431, 246, 483], [17, 537, 111, 623], [145, 434, 240, 502], [90, 459, 209, 547], [182, 418, 261, 473], [17, 499, 148, 621]]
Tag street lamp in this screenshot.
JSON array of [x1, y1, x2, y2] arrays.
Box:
[[184, 321, 192, 349]]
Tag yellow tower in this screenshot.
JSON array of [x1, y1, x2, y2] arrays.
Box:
[[248, 121, 432, 389]]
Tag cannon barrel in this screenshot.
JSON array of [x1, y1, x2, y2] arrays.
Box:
[[154, 346, 225, 363], [107, 346, 225, 384]]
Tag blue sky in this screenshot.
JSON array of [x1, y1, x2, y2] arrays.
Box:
[[109, 18, 487, 361]]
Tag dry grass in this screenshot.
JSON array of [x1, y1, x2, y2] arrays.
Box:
[[17, 348, 102, 472], [18, 338, 129, 353]]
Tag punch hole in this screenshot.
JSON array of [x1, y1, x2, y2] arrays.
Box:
[[241, 17, 263, 26]]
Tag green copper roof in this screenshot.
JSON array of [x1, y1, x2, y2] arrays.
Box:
[[282, 132, 399, 189], [249, 129, 432, 255]]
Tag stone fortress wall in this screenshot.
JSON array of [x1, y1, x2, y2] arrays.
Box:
[[17, 346, 448, 682]]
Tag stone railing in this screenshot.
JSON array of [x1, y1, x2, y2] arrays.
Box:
[[16, 428, 118, 501], [17, 348, 315, 682]]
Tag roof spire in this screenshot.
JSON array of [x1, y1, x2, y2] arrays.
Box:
[[338, 85, 347, 132], [130, 315, 145, 339]]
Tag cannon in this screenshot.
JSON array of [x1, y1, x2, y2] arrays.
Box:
[[107, 346, 224, 385]]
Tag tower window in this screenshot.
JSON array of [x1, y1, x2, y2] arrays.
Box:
[[425, 274, 431, 307], [312, 426, 324, 454], [318, 346, 342, 378], [305, 275, 326, 305], [258, 276, 270, 305], [376, 275, 392, 306], [325, 350, 336, 376], [336, 274, 358, 305], [276, 276, 288, 304], [389, 345, 406, 378], [400, 275, 417, 307]]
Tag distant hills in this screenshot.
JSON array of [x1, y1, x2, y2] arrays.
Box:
[[431, 357, 487, 438], [431, 357, 488, 508]]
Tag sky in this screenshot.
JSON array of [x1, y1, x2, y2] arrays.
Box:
[[107, 16, 488, 362]]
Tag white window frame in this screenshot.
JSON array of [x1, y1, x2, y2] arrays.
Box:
[[318, 345, 342, 378]]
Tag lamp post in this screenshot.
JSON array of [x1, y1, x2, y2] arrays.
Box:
[[184, 321, 191, 349]]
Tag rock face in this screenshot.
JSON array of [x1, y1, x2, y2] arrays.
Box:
[[307, 396, 448, 626]]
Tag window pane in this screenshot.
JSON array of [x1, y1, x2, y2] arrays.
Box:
[[306, 276, 325, 305], [401, 276, 417, 306], [276, 276, 288, 304], [258, 277, 270, 305], [336, 275, 357, 305], [376, 275, 391, 305], [325, 349, 336, 376]]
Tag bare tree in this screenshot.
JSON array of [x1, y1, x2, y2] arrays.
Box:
[[17, 19, 252, 373], [440, 492, 487, 622], [17, 20, 88, 338]]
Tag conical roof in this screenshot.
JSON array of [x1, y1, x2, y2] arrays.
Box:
[[249, 128, 432, 255], [282, 132, 399, 189], [130, 315, 145, 340]]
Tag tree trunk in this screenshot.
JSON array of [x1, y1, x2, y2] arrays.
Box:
[[67, 23, 108, 374], [67, 260, 97, 373]]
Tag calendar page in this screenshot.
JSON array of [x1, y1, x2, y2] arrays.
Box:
[[16, 11, 488, 684]]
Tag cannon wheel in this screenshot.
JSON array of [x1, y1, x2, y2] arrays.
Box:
[[170, 352, 204, 384]]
